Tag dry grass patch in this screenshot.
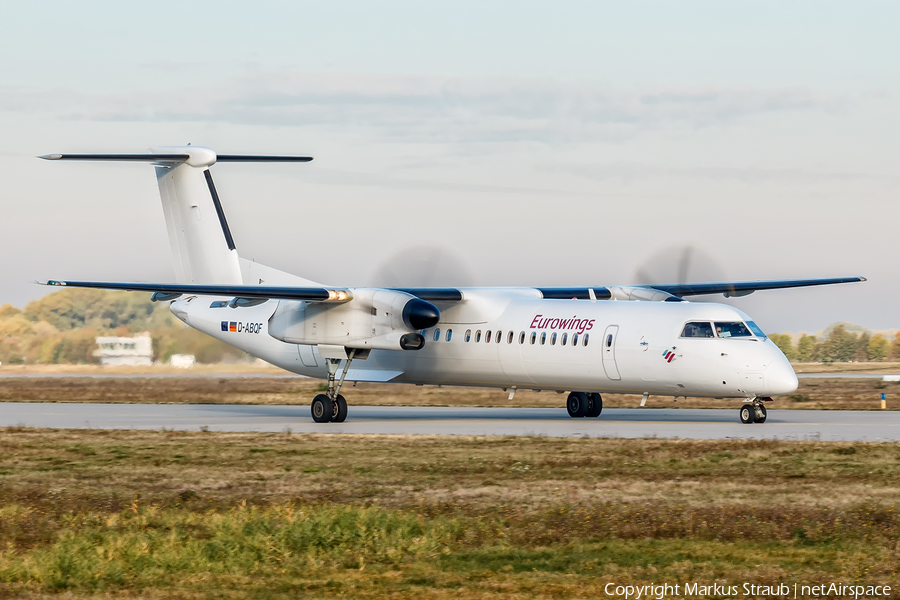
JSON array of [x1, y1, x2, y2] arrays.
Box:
[[0, 430, 897, 597], [1, 376, 899, 410]]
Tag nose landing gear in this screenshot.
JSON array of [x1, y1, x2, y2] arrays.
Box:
[[311, 350, 356, 423], [739, 398, 768, 424]]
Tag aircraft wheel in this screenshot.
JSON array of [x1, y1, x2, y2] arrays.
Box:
[[311, 394, 333, 423], [587, 393, 603, 417], [332, 394, 348, 423], [739, 404, 755, 424], [754, 404, 767, 423], [566, 392, 588, 418]]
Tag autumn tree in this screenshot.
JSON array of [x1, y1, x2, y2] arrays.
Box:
[[854, 332, 871, 362], [796, 335, 817, 362], [891, 333, 900, 361], [867, 334, 889, 361], [769, 333, 796, 360]]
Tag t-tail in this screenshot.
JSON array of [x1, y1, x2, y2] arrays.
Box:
[[40, 147, 317, 286]]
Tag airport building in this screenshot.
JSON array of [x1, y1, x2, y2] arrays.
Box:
[[93, 333, 153, 366]]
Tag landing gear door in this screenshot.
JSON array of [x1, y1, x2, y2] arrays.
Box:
[[298, 344, 318, 367], [602, 325, 621, 380]]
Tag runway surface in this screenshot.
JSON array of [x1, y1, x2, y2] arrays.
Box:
[[0, 403, 898, 441], [1, 372, 897, 379]]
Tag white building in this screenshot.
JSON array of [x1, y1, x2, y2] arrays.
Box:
[[169, 354, 195, 369], [94, 333, 153, 366]]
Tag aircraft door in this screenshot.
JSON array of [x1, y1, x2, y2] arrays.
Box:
[[602, 325, 621, 380]]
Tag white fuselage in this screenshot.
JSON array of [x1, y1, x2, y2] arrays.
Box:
[[170, 288, 798, 400]]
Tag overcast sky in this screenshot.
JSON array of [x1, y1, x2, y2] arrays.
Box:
[[0, 1, 896, 333]]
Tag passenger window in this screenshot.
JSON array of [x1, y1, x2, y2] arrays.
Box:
[[530, 332, 537, 344], [550, 332, 557, 345], [583, 333, 590, 346], [446, 329, 452, 342], [518, 331, 525, 344], [433, 328, 441, 342], [540, 332, 547, 345], [496, 330, 502, 343], [465, 329, 471, 342], [476, 330, 482, 343], [507, 331, 514, 344], [485, 330, 491, 343], [561, 333, 568, 346], [714, 322, 752, 338], [681, 322, 714, 338], [572, 333, 579, 346], [606, 334, 613, 347]]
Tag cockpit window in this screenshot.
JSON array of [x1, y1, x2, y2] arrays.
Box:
[[746, 321, 767, 339], [714, 322, 752, 338], [681, 322, 714, 338]]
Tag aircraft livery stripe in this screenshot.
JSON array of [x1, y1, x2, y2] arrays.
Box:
[[203, 169, 237, 251], [538, 288, 612, 300]]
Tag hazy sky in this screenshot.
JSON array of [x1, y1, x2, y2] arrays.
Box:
[[0, 1, 896, 333]]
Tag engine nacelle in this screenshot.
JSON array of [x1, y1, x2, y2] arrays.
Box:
[[607, 286, 685, 302], [267, 288, 439, 351]]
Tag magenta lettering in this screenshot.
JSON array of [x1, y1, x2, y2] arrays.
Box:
[[529, 315, 597, 331]]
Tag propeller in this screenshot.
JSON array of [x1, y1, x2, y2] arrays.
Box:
[[633, 243, 728, 288], [370, 244, 474, 288]]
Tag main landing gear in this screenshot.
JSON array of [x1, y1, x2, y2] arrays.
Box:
[[311, 350, 357, 423], [566, 392, 603, 418], [739, 397, 769, 424]]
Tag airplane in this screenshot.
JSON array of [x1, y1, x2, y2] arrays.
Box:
[[38, 146, 864, 425]]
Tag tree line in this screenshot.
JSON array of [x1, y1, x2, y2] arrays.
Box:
[[2, 289, 898, 365], [0, 289, 248, 365], [769, 325, 900, 363]]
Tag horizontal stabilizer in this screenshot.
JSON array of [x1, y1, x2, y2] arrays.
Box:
[[216, 155, 313, 162], [39, 153, 312, 163], [40, 280, 351, 303], [39, 153, 190, 161]]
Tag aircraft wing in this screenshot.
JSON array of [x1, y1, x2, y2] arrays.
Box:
[[40, 280, 353, 302], [40, 276, 865, 303], [638, 276, 866, 298]]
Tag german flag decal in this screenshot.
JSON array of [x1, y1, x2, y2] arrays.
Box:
[[229, 322, 237, 332]]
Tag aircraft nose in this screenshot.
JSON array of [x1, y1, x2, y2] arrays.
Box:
[[766, 353, 798, 396]]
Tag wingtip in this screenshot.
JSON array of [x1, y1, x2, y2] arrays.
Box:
[[36, 280, 65, 286], [38, 154, 62, 160]]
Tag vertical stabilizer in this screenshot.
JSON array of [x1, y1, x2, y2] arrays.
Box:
[[39, 146, 315, 286], [152, 146, 243, 284]]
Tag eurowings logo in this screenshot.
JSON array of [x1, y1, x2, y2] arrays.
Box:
[[662, 349, 676, 363]]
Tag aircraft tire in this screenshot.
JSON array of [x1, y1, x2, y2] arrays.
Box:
[[333, 394, 348, 423], [311, 394, 333, 423], [587, 393, 603, 417], [739, 404, 755, 424], [566, 392, 588, 418], [754, 404, 767, 423]]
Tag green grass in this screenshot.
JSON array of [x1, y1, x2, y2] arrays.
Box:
[[0, 429, 898, 597]]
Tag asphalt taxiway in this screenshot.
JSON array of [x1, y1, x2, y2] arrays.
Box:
[[0, 403, 897, 441]]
